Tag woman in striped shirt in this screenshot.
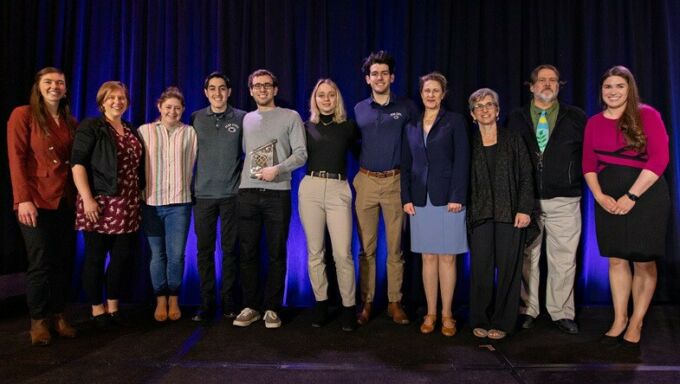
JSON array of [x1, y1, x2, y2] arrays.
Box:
[[138, 87, 197, 322]]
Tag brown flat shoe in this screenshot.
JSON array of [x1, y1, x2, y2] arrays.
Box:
[[52, 313, 77, 338], [420, 314, 436, 334], [441, 316, 457, 337]]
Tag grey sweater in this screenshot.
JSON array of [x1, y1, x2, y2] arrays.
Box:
[[239, 107, 307, 190]]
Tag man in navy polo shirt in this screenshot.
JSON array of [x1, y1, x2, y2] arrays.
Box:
[[353, 51, 417, 325]]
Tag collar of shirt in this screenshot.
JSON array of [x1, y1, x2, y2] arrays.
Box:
[[207, 105, 231, 117], [370, 93, 394, 107], [530, 101, 560, 130]]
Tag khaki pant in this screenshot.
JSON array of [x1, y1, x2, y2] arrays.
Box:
[[298, 176, 356, 306], [353, 172, 404, 303], [521, 196, 581, 320]]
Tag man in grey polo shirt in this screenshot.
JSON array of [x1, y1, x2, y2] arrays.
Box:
[[190, 72, 246, 323]]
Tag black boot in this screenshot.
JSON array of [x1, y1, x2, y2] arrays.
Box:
[[311, 300, 329, 328], [341, 305, 357, 332]]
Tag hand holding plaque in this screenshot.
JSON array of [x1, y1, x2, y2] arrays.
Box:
[[249, 139, 278, 179]]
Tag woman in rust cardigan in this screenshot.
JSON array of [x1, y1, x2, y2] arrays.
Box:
[[7, 67, 78, 345]]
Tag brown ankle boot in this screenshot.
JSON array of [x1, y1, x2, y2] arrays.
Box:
[[52, 313, 77, 338], [30, 319, 51, 346], [154, 296, 168, 322], [387, 302, 410, 325], [357, 302, 372, 325], [168, 295, 181, 321]]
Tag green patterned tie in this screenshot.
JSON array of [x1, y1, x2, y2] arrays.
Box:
[[536, 110, 549, 152]]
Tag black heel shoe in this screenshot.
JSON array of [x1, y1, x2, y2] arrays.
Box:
[[599, 332, 623, 346]]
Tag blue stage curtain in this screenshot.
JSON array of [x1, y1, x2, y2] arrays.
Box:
[[2, 0, 679, 306]]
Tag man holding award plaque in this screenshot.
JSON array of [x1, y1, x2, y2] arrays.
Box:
[[233, 69, 307, 329]]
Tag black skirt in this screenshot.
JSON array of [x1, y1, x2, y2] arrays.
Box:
[[594, 165, 670, 261]]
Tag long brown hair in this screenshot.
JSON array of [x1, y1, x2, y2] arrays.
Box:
[[29, 67, 76, 136], [601, 65, 646, 152]]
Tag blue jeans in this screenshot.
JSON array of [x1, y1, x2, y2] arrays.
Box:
[[142, 204, 192, 296]]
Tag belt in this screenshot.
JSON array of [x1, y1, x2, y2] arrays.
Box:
[[359, 167, 400, 178], [307, 170, 345, 180]]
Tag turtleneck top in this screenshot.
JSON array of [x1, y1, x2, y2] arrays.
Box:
[[304, 114, 360, 175]]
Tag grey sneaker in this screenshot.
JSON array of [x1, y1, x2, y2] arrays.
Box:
[[232, 308, 261, 327], [263, 310, 282, 329]]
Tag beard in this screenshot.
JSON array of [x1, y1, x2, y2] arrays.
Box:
[[535, 88, 558, 104]]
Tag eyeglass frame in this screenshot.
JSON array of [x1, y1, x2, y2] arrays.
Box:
[[472, 102, 497, 111], [251, 83, 276, 91]]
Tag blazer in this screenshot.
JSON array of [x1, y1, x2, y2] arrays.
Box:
[[7, 105, 76, 210], [71, 115, 145, 196], [401, 109, 469, 207]]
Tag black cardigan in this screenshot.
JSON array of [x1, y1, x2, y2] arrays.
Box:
[[70, 116, 145, 196], [467, 125, 534, 228]]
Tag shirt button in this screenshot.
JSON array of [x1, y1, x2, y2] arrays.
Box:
[[48, 146, 54, 151], [52, 159, 58, 164]]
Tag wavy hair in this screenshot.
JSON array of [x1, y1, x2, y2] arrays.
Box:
[[601, 65, 646, 152]]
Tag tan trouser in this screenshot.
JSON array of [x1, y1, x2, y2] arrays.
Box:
[[521, 196, 581, 320], [352, 171, 404, 303], [298, 176, 356, 306]]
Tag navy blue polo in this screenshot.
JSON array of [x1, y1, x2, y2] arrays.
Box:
[[354, 95, 418, 172]]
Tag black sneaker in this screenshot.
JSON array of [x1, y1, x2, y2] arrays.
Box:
[[223, 310, 237, 320], [341, 306, 357, 332], [191, 308, 214, 323], [311, 300, 329, 328]]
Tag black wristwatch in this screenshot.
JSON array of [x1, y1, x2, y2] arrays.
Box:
[[626, 192, 640, 201]]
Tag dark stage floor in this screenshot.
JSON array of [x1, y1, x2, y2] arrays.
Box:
[[1, 301, 679, 383]]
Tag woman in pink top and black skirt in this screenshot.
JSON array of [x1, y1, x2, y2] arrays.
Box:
[[583, 66, 670, 348]]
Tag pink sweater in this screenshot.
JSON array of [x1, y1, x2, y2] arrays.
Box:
[[583, 104, 669, 176]]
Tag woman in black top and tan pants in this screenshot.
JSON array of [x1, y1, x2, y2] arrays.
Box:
[[299, 79, 359, 331]]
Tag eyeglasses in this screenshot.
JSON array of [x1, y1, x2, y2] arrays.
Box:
[[251, 83, 275, 91], [472, 102, 496, 111]]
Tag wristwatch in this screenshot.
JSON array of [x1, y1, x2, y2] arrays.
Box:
[[626, 191, 640, 201]]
